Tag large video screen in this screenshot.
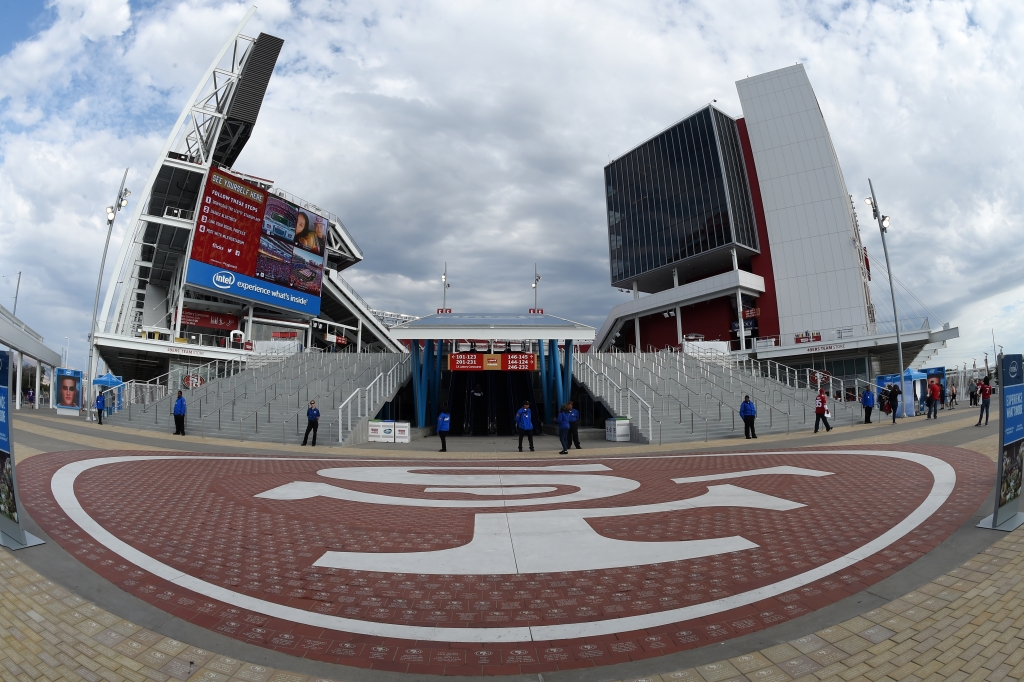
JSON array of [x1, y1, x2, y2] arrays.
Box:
[[184, 170, 325, 316]]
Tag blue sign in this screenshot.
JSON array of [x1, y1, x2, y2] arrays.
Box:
[[0, 387, 9, 455], [1003, 354, 1024, 447], [184, 259, 321, 316], [0, 352, 7, 389]]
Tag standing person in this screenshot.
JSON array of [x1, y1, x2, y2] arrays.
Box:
[[739, 395, 757, 439], [949, 384, 958, 409], [95, 391, 105, 425], [861, 387, 875, 424], [301, 400, 320, 446], [555, 403, 572, 454], [926, 380, 940, 419], [436, 404, 451, 453], [515, 400, 534, 452], [173, 391, 187, 435], [939, 383, 946, 410], [814, 388, 832, 433], [566, 400, 582, 450], [977, 377, 992, 426], [889, 382, 902, 423], [969, 381, 978, 406]]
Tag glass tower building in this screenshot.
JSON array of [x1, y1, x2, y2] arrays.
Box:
[[605, 105, 759, 293]]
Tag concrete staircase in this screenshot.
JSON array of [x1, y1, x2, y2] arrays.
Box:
[[105, 351, 410, 445], [573, 348, 869, 443]]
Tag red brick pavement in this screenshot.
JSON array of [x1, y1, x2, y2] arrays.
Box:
[[18, 447, 991, 676]]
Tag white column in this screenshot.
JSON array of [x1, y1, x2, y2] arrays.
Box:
[[15, 352, 22, 409], [356, 319, 362, 354], [246, 305, 254, 340], [736, 289, 746, 352], [49, 366, 54, 408], [672, 268, 679, 288], [632, 281, 639, 300], [675, 307, 683, 345], [34, 358, 41, 409], [634, 315, 641, 354]]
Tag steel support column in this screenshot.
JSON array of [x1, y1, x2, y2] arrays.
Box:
[[538, 338, 551, 423], [410, 340, 423, 428], [563, 339, 574, 404]]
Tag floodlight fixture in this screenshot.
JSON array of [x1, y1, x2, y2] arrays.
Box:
[[881, 216, 890, 229]]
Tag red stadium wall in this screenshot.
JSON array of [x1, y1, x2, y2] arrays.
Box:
[[736, 118, 781, 339], [636, 297, 736, 350]]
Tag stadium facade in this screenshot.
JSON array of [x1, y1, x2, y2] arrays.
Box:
[[596, 64, 957, 383], [94, 10, 402, 385]]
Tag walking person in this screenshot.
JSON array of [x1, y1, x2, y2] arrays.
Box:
[[567, 400, 582, 450], [889, 382, 902, 424], [926, 380, 940, 419], [173, 390, 186, 435], [739, 395, 757, 439], [437, 404, 451, 452], [814, 388, 832, 433], [301, 400, 320, 446], [976, 377, 992, 426], [949, 384, 957, 409], [555, 403, 572, 454], [95, 391, 105, 425], [515, 400, 534, 452], [939, 383, 946, 410], [861, 387, 874, 424]]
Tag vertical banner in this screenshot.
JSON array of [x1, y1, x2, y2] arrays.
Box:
[[0, 350, 33, 547], [990, 353, 1024, 529]]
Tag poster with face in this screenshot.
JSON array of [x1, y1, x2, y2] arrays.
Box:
[[0, 352, 19, 526], [55, 368, 82, 410]]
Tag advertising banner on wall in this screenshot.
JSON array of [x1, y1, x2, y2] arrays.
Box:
[[54, 368, 83, 414], [177, 308, 240, 331], [988, 354, 1024, 530], [0, 350, 41, 549], [184, 170, 326, 316]]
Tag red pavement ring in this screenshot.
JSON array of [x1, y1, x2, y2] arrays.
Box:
[[53, 450, 956, 641], [18, 447, 992, 675]]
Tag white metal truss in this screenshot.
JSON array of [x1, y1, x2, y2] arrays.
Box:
[[98, 7, 258, 339]]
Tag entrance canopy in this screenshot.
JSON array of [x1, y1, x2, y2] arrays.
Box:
[[389, 313, 595, 341]]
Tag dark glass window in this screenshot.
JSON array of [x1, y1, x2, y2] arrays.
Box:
[[605, 105, 758, 289]]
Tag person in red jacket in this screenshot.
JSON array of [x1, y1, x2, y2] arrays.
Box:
[[976, 377, 993, 426], [814, 388, 832, 433], [926, 380, 941, 419]]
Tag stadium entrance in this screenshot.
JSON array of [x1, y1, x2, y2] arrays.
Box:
[[388, 313, 596, 433]]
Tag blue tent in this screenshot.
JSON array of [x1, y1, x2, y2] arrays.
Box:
[[92, 373, 123, 412]]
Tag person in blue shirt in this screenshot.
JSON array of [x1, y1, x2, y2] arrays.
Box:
[[739, 395, 757, 439], [302, 400, 320, 446], [95, 392, 105, 425], [437, 404, 451, 452], [861, 387, 875, 424], [173, 390, 187, 435], [555, 403, 573, 454], [566, 400, 582, 450], [515, 400, 534, 452]]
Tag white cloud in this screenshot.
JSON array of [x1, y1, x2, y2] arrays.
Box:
[[1, 0, 1023, 371]]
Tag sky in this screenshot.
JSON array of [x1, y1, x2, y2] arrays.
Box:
[[0, 0, 1021, 373]]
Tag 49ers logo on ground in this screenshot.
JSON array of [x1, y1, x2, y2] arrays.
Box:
[[19, 448, 990, 675]]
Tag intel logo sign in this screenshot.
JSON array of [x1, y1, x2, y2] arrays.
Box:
[[212, 271, 235, 289], [1011, 360, 1019, 379]]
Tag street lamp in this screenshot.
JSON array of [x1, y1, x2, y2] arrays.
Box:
[[532, 263, 542, 310], [86, 169, 130, 421], [441, 262, 450, 310], [865, 180, 907, 418]]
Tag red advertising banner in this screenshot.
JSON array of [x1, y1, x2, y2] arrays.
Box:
[[447, 353, 537, 371], [794, 332, 822, 344], [178, 308, 240, 330], [191, 170, 267, 276]]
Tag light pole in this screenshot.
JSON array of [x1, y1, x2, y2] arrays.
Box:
[[63, 337, 69, 367], [86, 169, 130, 421], [532, 263, 542, 310], [865, 179, 907, 418], [441, 263, 450, 310]]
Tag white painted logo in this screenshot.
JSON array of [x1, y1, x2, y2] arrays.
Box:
[[212, 271, 235, 289], [50, 452, 957, 643], [255, 464, 834, 575]]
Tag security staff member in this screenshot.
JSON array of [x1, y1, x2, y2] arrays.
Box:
[[95, 392, 105, 425], [566, 400, 582, 450], [173, 391, 187, 435], [302, 400, 320, 446]]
